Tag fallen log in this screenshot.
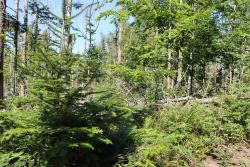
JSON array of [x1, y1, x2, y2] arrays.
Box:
[[157, 95, 249, 108], [158, 96, 218, 105]]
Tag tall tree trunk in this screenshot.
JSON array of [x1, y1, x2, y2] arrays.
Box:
[[84, 9, 88, 52], [20, 0, 29, 96], [229, 65, 233, 85], [177, 49, 183, 86], [187, 2, 195, 96], [167, 49, 172, 89], [114, 23, 118, 65], [224, 68, 227, 94], [88, 7, 92, 48], [61, 0, 73, 54], [0, 0, 6, 99], [87, 0, 95, 49], [176, 0, 183, 87], [66, 0, 72, 54], [116, 4, 124, 64], [187, 62, 194, 96], [117, 22, 123, 64], [61, 0, 66, 53], [13, 0, 19, 95], [167, 0, 173, 89], [201, 63, 206, 96], [215, 64, 222, 93], [32, 2, 39, 52]]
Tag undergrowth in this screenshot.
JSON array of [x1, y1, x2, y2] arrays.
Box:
[[0, 96, 249, 167], [117, 96, 250, 167]]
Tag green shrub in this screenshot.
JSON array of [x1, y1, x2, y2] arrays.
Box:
[[0, 91, 134, 167], [118, 98, 249, 167], [0, 47, 134, 167]]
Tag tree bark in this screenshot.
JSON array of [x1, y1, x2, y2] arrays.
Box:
[[117, 23, 123, 64], [114, 23, 118, 64], [84, 10, 88, 52], [177, 49, 183, 86], [32, 2, 39, 52], [201, 63, 206, 96], [13, 0, 19, 95], [167, 0, 173, 89], [229, 65, 233, 85], [187, 1, 195, 96], [61, 0, 66, 53], [66, 0, 72, 54], [215, 64, 222, 93], [0, 0, 6, 99], [87, 0, 95, 49], [116, 4, 124, 64], [187, 64, 194, 96], [176, 0, 183, 87], [167, 49, 173, 89], [20, 0, 29, 96], [117, 22, 123, 64]]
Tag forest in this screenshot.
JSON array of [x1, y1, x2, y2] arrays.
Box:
[[0, 0, 250, 166]]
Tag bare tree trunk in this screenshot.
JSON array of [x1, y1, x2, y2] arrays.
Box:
[[13, 0, 19, 95], [224, 68, 227, 94], [187, 66, 194, 96], [87, 0, 95, 49], [176, 0, 183, 87], [177, 49, 183, 86], [187, 2, 195, 96], [229, 65, 233, 85], [117, 22, 123, 64], [20, 0, 29, 96], [84, 9, 88, 52], [167, 49, 172, 89], [240, 66, 244, 84], [167, 0, 173, 89], [0, 0, 6, 99], [61, 0, 73, 54], [61, 0, 66, 53], [88, 8, 92, 48], [114, 23, 118, 65], [32, 2, 39, 52], [42, 30, 49, 52], [111, 33, 116, 64], [115, 4, 124, 64], [215, 64, 222, 93], [66, 0, 72, 54], [201, 63, 206, 96]]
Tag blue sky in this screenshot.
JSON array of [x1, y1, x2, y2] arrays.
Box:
[[6, 0, 117, 53]]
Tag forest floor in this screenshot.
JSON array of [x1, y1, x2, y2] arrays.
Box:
[[204, 143, 250, 167]]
